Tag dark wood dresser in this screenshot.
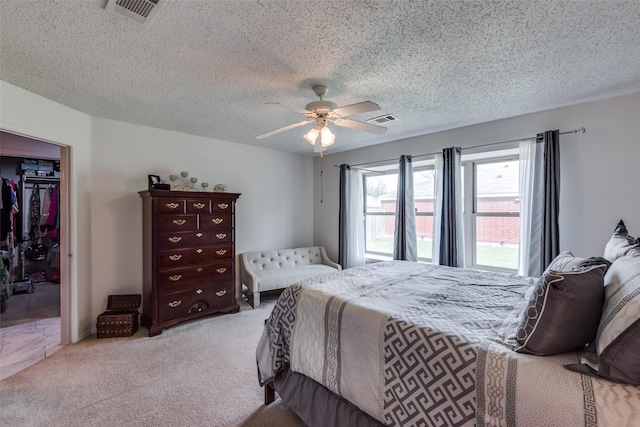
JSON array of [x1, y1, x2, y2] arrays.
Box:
[[139, 190, 241, 336]]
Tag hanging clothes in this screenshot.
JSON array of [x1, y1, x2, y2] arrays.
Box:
[[43, 184, 59, 239], [29, 182, 41, 240], [39, 185, 52, 237], [1, 179, 19, 242]]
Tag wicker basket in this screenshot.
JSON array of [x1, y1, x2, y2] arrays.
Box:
[[96, 294, 141, 338]]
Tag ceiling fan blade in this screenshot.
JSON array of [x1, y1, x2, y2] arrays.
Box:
[[265, 102, 313, 115], [332, 101, 381, 117], [333, 118, 387, 135], [256, 120, 314, 139]]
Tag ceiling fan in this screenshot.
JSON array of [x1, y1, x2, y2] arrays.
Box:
[[256, 85, 387, 153]]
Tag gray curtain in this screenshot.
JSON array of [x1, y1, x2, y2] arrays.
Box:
[[338, 164, 350, 267], [538, 130, 561, 273], [338, 164, 365, 268], [393, 155, 417, 261], [437, 147, 465, 267]]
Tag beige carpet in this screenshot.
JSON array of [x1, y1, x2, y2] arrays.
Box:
[[0, 295, 306, 427]]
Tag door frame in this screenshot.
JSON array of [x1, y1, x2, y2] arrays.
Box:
[[0, 130, 71, 345]]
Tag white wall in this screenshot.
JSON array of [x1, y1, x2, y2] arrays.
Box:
[[90, 118, 314, 324], [1, 80, 314, 341], [0, 81, 92, 343], [314, 92, 640, 262]]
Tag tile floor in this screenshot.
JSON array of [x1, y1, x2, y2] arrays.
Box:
[[0, 317, 61, 381]]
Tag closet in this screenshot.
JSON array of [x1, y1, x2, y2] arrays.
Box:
[[0, 146, 60, 318]]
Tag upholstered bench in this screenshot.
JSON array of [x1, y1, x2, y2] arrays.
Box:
[[240, 246, 341, 308]]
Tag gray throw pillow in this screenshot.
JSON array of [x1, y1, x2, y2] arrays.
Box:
[[603, 220, 639, 262], [566, 253, 640, 385], [544, 251, 585, 273], [515, 264, 606, 356]]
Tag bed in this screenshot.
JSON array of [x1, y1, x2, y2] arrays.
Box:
[[256, 259, 640, 426]]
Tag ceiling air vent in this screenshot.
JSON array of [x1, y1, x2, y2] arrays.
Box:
[[105, 0, 164, 25], [367, 114, 399, 125]]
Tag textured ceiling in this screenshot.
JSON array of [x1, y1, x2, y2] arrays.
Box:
[[1, 0, 640, 156]]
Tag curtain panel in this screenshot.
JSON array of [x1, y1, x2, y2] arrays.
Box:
[[518, 138, 544, 277], [434, 147, 465, 267], [539, 129, 561, 274], [339, 164, 365, 268], [393, 155, 418, 261], [519, 130, 560, 277]]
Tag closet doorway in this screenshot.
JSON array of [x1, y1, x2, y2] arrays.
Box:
[[0, 131, 70, 380]]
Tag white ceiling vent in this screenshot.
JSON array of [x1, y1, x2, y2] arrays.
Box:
[[105, 0, 164, 25], [367, 114, 398, 125]]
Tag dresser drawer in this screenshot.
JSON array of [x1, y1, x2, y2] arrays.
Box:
[[157, 244, 233, 268], [211, 200, 233, 213], [157, 283, 235, 323], [157, 262, 234, 294], [156, 199, 186, 214], [157, 214, 198, 232], [199, 213, 232, 229], [157, 230, 231, 250], [186, 199, 211, 213]]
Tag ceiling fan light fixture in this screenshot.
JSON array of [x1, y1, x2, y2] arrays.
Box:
[[304, 124, 335, 148], [304, 127, 320, 145], [320, 126, 335, 146]]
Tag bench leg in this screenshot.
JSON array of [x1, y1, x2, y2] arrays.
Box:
[[248, 291, 261, 309], [264, 382, 275, 404]]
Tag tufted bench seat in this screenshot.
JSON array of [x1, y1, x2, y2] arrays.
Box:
[[240, 246, 341, 308]]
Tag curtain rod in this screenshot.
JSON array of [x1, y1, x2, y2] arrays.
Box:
[[337, 127, 585, 169]]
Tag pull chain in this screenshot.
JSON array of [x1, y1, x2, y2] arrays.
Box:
[[320, 151, 324, 203]]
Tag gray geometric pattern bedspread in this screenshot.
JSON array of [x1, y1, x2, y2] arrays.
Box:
[[256, 261, 640, 427]]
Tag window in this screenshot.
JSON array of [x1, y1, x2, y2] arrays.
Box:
[[364, 163, 435, 262], [462, 153, 520, 271], [364, 172, 397, 260], [413, 167, 435, 261], [363, 149, 520, 272]]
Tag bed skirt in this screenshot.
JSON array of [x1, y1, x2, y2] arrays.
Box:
[[270, 368, 384, 427]]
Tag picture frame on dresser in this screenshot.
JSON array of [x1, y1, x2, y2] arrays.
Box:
[[138, 189, 241, 336], [148, 174, 160, 189]]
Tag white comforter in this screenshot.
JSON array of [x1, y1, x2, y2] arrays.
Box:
[[257, 261, 640, 426]]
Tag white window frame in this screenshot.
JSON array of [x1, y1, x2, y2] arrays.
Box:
[[363, 160, 435, 263], [461, 149, 520, 273]]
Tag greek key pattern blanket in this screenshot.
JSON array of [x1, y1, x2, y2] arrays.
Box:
[[256, 261, 640, 426]]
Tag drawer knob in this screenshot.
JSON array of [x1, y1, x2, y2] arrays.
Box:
[[193, 203, 206, 209], [216, 249, 227, 256], [196, 289, 203, 294], [165, 203, 180, 209], [168, 236, 182, 243], [217, 203, 229, 209], [215, 290, 227, 297], [211, 218, 223, 224], [169, 275, 182, 281], [169, 254, 182, 261], [196, 267, 203, 272], [216, 233, 226, 239], [173, 219, 186, 225], [168, 300, 181, 308], [216, 267, 226, 273], [196, 248, 203, 253], [196, 233, 203, 237]]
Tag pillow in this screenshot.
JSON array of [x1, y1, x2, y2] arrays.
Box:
[[603, 220, 639, 262], [515, 263, 607, 356], [565, 254, 640, 385], [544, 251, 585, 273], [571, 256, 612, 273]]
